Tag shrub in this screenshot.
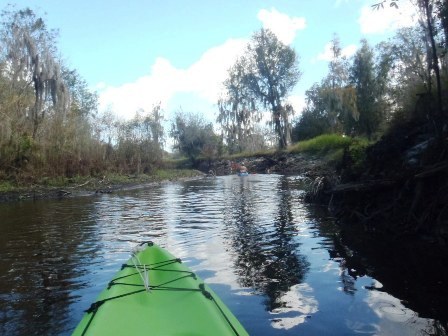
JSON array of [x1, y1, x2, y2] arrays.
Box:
[[346, 137, 370, 170]]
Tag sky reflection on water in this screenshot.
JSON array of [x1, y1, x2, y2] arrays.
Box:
[[0, 174, 446, 335]]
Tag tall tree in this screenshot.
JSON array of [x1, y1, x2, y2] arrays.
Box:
[[218, 29, 300, 150], [245, 29, 301, 149], [373, 0, 447, 131], [148, 103, 164, 149], [292, 83, 333, 141], [62, 68, 98, 117], [349, 39, 383, 139], [377, 27, 429, 121], [217, 56, 261, 154], [321, 35, 358, 135], [0, 7, 69, 138], [293, 36, 358, 139]]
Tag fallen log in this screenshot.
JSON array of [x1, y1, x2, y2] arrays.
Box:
[[414, 161, 448, 179]]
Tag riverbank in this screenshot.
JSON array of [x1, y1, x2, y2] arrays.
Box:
[[307, 121, 448, 248], [198, 152, 336, 178], [0, 152, 336, 203], [0, 169, 204, 203]]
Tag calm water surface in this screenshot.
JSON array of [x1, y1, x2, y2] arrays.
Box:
[[0, 174, 446, 335]]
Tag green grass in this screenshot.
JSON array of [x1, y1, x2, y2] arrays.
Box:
[[289, 134, 353, 155], [38, 176, 70, 187], [223, 148, 277, 161], [0, 181, 15, 192], [287, 134, 372, 168], [345, 137, 371, 170], [162, 158, 191, 169]]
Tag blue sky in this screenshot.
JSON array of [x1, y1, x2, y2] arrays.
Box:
[[5, 0, 417, 122]]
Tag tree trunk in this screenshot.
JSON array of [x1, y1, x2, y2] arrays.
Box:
[[422, 0, 444, 130]]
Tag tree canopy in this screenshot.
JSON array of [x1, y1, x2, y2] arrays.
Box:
[[170, 111, 219, 164], [218, 28, 301, 151], [1, 2, 448, 181]]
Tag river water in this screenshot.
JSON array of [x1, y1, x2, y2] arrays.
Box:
[[0, 174, 446, 335]]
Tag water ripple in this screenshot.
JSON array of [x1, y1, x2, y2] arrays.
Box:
[[0, 175, 443, 336]]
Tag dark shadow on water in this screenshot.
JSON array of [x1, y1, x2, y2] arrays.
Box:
[[340, 224, 448, 326], [307, 203, 448, 335], [0, 198, 101, 336]]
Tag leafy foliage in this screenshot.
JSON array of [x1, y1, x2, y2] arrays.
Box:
[[218, 28, 301, 151], [217, 56, 261, 154], [291, 83, 333, 141], [170, 111, 219, 165], [0, 6, 69, 138], [349, 39, 385, 139], [114, 106, 165, 174], [0, 6, 168, 182]]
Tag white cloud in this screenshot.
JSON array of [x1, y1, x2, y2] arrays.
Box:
[[98, 38, 247, 119], [287, 94, 306, 115], [98, 8, 307, 121], [317, 42, 358, 61], [186, 39, 247, 102], [94, 81, 107, 90], [333, 0, 350, 7], [271, 283, 318, 330], [358, 1, 418, 34], [342, 44, 358, 58], [257, 8, 306, 45]]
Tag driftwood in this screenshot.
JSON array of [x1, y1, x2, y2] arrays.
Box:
[[68, 179, 92, 189], [414, 161, 448, 179]]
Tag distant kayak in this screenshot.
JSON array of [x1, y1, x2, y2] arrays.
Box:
[[72, 242, 248, 336]]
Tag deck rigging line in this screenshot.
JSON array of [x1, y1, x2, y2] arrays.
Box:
[[80, 246, 242, 336]]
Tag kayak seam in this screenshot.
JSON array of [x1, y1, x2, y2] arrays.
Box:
[[199, 284, 241, 336]]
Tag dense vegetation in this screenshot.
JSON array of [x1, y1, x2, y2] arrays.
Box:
[[216, 0, 448, 166], [0, 7, 170, 185], [287, 0, 448, 244], [0, 1, 447, 198]]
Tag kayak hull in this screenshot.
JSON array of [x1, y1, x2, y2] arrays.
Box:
[[72, 242, 248, 336]]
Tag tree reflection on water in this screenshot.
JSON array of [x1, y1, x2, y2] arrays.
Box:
[[223, 176, 309, 311], [1, 174, 447, 336]]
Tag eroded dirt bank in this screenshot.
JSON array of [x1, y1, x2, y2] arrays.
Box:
[[198, 152, 334, 179], [305, 120, 448, 248]]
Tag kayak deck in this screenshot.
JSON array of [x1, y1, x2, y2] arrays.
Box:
[[72, 242, 248, 336]]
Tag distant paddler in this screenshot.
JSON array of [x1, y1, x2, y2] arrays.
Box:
[[238, 163, 249, 176]]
